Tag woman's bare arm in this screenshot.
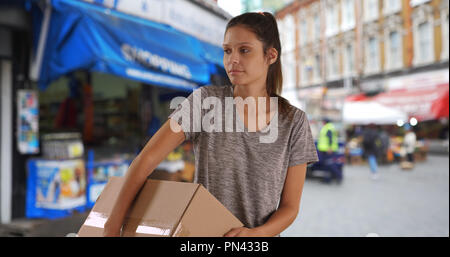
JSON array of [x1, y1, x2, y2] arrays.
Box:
[[103, 118, 185, 236]]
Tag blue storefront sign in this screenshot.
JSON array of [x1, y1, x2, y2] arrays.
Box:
[[32, 0, 225, 92], [26, 159, 87, 219]]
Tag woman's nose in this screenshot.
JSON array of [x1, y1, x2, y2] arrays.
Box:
[[229, 51, 239, 64]]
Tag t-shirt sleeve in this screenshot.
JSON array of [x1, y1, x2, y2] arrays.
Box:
[[288, 111, 319, 167], [167, 87, 204, 142]]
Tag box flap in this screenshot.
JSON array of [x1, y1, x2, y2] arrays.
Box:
[[78, 177, 199, 237], [172, 185, 244, 237]]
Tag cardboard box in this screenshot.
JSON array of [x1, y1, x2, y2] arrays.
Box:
[[78, 177, 243, 237]]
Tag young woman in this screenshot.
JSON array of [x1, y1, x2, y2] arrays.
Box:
[[103, 12, 318, 237]]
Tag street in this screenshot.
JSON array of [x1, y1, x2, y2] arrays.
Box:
[[281, 155, 449, 237]]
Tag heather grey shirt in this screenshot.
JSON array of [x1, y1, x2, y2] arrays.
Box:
[[168, 85, 318, 230]]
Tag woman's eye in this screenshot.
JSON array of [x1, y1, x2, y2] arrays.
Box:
[[240, 48, 249, 53], [224, 49, 231, 54]]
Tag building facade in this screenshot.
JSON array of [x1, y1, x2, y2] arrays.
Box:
[[276, 0, 449, 137]]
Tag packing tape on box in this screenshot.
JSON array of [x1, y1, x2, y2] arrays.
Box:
[[123, 217, 172, 236], [83, 211, 171, 236], [83, 211, 109, 228]]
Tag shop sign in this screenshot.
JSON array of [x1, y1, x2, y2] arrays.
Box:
[[17, 90, 39, 154], [360, 79, 385, 93], [121, 43, 192, 80], [84, 0, 228, 46], [385, 69, 449, 92]]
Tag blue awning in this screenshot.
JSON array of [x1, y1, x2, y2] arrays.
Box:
[[32, 0, 225, 92]]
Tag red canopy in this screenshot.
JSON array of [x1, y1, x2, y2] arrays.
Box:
[[371, 83, 449, 122]]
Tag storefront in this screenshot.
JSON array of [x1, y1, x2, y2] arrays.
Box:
[[5, 0, 229, 220], [342, 68, 449, 165]]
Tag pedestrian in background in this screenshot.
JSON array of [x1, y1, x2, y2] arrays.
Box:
[[317, 118, 342, 184], [362, 124, 380, 180], [379, 127, 391, 164], [403, 124, 417, 165]]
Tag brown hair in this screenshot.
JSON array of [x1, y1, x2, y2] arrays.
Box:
[[225, 12, 291, 116]]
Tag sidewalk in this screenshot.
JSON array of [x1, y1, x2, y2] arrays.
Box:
[[282, 154, 449, 237], [1, 155, 448, 237], [0, 211, 89, 237]]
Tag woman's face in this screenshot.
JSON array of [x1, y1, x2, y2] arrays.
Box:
[[222, 25, 270, 87]]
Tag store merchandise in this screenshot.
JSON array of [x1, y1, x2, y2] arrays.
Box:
[[26, 159, 87, 218]]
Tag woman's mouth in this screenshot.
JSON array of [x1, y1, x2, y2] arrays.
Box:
[[229, 70, 243, 75]]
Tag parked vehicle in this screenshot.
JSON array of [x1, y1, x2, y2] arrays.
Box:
[[306, 141, 346, 182]]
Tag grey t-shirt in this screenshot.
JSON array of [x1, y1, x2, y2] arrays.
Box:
[[168, 85, 318, 230]]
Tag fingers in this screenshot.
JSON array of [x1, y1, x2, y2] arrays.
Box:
[[224, 227, 243, 237]]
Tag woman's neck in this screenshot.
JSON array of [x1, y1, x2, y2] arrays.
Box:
[[232, 82, 272, 115], [233, 83, 268, 100]]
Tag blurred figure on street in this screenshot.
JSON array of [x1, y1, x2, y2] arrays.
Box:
[[317, 118, 342, 184], [362, 124, 381, 180], [379, 127, 391, 164], [403, 124, 417, 166]]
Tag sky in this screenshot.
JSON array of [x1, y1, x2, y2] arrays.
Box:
[[218, 0, 243, 16]]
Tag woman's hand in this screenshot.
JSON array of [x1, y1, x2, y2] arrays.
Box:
[[103, 220, 121, 237], [223, 227, 266, 237]]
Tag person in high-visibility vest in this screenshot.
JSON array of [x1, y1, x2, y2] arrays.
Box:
[[317, 118, 342, 183]]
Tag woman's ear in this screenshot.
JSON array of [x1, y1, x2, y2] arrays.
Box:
[[266, 47, 278, 65]]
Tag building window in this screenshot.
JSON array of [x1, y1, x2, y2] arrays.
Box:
[[386, 30, 403, 70], [327, 48, 339, 79], [283, 15, 295, 52], [412, 4, 435, 65], [341, 0, 355, 31], [283, 53, 296, 89], [365, 36, 380, 73], [301, 55, 314, 86], [418, 21, 433, 63], [383, 0, 401, 15], [441, 9, 449, 60], [314, 54, 321, 83], [343, 43, 355, 76], [299, 19, 307, 46], [300, 56, 307, 86], [326, 2, 339, 36], [364, 0, 379, 22], [313, 13, 321, 41]]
